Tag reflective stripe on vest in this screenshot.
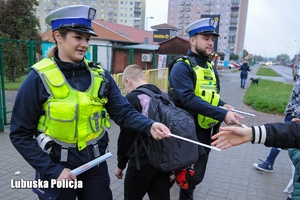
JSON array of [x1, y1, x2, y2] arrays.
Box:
[[32, 58, 111, 151], [180, 58, 220, 129]]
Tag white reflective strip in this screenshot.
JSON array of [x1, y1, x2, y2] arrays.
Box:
[[40, 136, 52, 150], [253, 126, 260, 143], [259, 125, 267, 144]]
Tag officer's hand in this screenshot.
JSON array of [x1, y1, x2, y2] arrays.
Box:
[[57, 168, 76, 181], [224, 111, 243, 126], [150, 122, 171, 140], [223, 104, 234, 111]]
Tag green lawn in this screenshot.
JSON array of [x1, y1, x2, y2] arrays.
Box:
[[244, 67, 293, 115], [256, 67, 280, 77]]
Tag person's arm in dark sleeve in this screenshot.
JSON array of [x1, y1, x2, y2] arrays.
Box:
[[117, 127, 130, 170], [116, 91, 143, 169], [251, 121, 300, 148], [9, 70, 64, 180], [169, 62, 227, 121], [104, 71, 154, 134]]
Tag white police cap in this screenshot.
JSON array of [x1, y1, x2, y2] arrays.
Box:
[[45, 5, 97, 36], [185, 18, 219, 37]]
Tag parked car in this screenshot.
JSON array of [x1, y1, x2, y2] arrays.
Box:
[[229, 60, 240, 68], [230, 62, 240, 68]]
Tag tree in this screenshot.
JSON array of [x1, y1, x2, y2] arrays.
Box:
[[276, 54, 290, 65], [230, 54, 239, 60], [0, 0, 41, 82]]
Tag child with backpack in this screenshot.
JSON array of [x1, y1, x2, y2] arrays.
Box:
[[114, 64, 172, 200]]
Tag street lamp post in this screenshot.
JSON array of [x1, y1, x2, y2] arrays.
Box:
[[145, 16, 154, 31], [295, 40, 299, 54]]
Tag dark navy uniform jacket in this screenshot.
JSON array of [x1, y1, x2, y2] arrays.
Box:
[[10, 52, 155, 180], [169, 50, 228, 146]]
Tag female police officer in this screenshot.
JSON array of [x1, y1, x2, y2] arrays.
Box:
[[9, 5, 170, 200]]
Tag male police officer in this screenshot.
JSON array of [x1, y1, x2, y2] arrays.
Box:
[[168, 18, 243, 199]]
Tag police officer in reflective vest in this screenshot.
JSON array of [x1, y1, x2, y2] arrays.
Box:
[[168, 18, 243, 200], [9, 5, 170, 200]]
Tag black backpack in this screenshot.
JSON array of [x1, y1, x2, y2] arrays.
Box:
[[134, 87, 199, 172]]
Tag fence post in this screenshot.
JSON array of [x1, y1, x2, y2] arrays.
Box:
[[129, 48, 134, 64], [27, 40, 34, 67], [153, 54, 157, 69], [92, 45, 98, 62], [32, 41, 37, 64], [0, 39, 5, 131]]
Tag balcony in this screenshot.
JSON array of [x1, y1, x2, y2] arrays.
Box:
[[185, 14, 190, 18], [179, 1, 184, 6], [134, 21, 141, 26], [186, 7, 191, 12], [134, 9, 141, 13], [229, 24, 237, 28], [230, 12, 238, 17], [232, 2, 239, 8], [230, 20, 238, 24]]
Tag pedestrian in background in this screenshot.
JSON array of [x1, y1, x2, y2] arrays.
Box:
[[239, 60, 251, 89], [168, 18, 243, 200], [9, 5, 170, 200], [114, 64, 171, 200]]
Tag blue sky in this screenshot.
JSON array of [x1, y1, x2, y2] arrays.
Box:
[[146, 0, 300, 58]]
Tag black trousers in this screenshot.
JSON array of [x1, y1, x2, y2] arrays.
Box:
[[124, 164, 171, 200]]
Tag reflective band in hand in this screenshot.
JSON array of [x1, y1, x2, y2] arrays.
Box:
[[169, 133, 221, 151], [71, 152, 112, 176]]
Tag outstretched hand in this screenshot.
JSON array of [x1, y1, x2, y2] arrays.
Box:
[[211, 126, 253, 149]]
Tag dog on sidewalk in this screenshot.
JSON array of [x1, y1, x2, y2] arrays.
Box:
[[250, 77, 260, 85]]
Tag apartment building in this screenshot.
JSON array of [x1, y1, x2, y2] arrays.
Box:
[[168, 0, 248, 55], [37, 0, 146, 33]]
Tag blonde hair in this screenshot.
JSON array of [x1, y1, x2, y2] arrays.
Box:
[[47, 28, 70, 58], [122, 64, 145, 83]]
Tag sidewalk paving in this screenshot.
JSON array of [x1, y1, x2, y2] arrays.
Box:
[[0, 64, 294, 200]]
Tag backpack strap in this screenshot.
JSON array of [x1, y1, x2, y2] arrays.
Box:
[[135, 87, 172, 105], [133, 135, 141, 170], [133, 133, 150, 171]]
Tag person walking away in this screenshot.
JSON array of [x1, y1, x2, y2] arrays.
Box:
[[9, 5, 170, 200], [114, 64, 171, 200], [239, 60, 251, 89], [168, 18, 243, 200]]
